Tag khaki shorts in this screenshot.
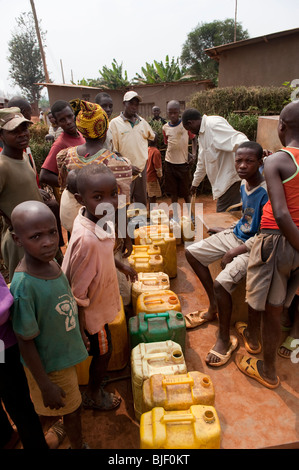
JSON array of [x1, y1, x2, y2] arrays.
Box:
[[147, 180, 162, 198], [24, 365, 82, 417], [246, 230, 299, 311], [186, 228, 248, 293]]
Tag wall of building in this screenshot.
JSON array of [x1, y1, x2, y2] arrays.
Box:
[[44, 80, 213, 120], [218, 34, 299, 87]]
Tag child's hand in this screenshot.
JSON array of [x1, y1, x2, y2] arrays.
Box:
[[208, 227, 225, 235], [42, 381, 66, 410], [220, 251, 235, 269], [122, 235, 133, 258], [119, 263, 138, 282]]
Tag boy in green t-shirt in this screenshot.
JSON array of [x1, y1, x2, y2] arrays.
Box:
[[10, 200, 89, 449]]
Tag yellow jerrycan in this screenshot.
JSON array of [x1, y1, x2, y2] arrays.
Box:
[[134, 225, 177, 278], [131, 341, 187, 421], [131, 272, 170, 314], [140, 405, 221, 449], [150, 209, 169, 226], [136, 290, 180, 315], [128, 244, 164, 273], [75, 297, 128, 384], [142, 371, 215, 412]]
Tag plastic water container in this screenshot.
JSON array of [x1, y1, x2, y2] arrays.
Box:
[[131, 272, 170, 314], [136, 290, 181, 315], [169, 219, 182, 245], [75, 297, 128, 384], [131, 341, 187, 421], [134, 225, 177, 278], [128, 245, 164, 273], [140, 405, 221, 449], [129, 311, 186, 351], [142, 371, 215, 413], [150, 209, 169, 226], [107, 296, 129, 371], [181, 216, 195, 242], [127, 207, 148, 219]]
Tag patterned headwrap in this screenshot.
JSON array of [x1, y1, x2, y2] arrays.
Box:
[[72, 99, 109, 139]]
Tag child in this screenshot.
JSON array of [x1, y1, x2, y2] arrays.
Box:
[[39, 100, 85, 193], [94, 92, 114, 150], [59, 168, 82, 234], [62, 163, 137, 410], [162, 100, 195, 218], [10, 201, 89, 449], [0, 272, 48, 449], [0, 108, 43, 281], [235, 100, 299, 388], [185, 141, 268, 367], [147, 132, 163, 206]]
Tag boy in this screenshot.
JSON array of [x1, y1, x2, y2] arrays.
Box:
[[0, 108, 43, 281], [95, 92, 114, 150], [163, 100, 196, 218], [62, 163, 137, 410], [39, 100, 85, 194], [185, 141, 268, 367], [149, 106, 166, 125], [147, 132, 163, 206], [235, 100, 299, 388], [10, 201, 89, 448]]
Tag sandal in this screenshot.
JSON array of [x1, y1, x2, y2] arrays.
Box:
[[184, 309, 216, 329], [235, 321, 262, 354], [235, 354, 280, 389], [45, 420, 66, 448], [206, 335, 238, 367], [82, 390, 121, 411], [277, 336, 298, 359]]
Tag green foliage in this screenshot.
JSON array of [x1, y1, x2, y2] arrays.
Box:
[[226, 113, 259, 141], [8, 12, 46, 104], [181, 19, 250, 84], [134, 56, 190, 84], [148, 119, 166, 151], [188, 86, 291, 117], [29, 122, 51, 174]]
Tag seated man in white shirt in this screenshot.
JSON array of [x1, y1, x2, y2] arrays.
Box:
[[182, 108, 248, 212]]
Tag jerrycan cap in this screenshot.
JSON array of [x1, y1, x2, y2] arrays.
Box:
[[203, 409, 215, 424], [201, 376, 211, 388], [168, 295, 178, 305], [176, 312, 184, 321]]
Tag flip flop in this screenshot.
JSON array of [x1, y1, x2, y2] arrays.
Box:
[[82, 390, 121, 411], [235, 354, 280, 389], [184, 309, 216, 329], [234, 321, 262, 354], [277, 336, 298, 359], [45, 419, 66, 448], [205, 335, 238, 367]]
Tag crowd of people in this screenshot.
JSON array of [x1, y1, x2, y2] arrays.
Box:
[[0, 89, 299, 449]]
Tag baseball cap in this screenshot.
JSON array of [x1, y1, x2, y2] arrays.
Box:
[[0, 108, 33, 131], [123, 91, 142, 103]]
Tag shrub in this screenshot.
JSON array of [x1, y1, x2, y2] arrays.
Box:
[[187, 86, 291, 117], [226, 113, 258, 141], [29, 122, 51, 174]]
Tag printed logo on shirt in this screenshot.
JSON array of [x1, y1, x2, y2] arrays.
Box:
[[55, 294, 77, 332]]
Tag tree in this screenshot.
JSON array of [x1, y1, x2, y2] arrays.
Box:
[[73, 59, 130, 89], [181, 19, 249, 84], [133, 56, 191, 84], [8, 12, 46, 110]]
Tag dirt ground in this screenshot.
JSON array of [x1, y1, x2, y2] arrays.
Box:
[[3, 194, 299, 451]]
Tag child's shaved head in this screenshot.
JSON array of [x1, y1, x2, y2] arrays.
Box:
[[11, 201, 56, 235]]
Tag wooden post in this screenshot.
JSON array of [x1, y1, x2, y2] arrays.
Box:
[[234, 0, 238, 42], [30, 0, 50, 82]]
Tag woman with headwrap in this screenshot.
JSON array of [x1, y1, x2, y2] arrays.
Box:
[[57, 100, 134, 305]]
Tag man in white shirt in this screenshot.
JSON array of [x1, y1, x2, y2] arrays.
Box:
[[109, 91, 155, 206], [182, 108, 248, 212]]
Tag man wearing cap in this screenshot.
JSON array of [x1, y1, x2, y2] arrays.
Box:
[[0, 108, 43, 280], [109, 91, 155, 206]]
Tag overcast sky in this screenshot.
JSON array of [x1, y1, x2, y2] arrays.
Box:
[[1, 0, 299, 98]]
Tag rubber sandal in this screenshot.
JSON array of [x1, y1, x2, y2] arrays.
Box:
[[235, 354, 280, 389], [82, 391, 121, 411], [184, 309, 216, 329], [277, 336, 298, 358], [235, 321, 262, 354], [206, 335, 238, 367], [45, 419, 66, 447]]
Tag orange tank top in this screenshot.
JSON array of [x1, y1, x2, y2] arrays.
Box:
[[261, 147, 299, 230]]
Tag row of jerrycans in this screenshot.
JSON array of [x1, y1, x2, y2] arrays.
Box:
[[131, 341, 221, 449]]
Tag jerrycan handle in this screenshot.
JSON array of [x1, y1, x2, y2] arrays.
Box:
[[144, 352, 168, 360], [162, 376, 194, 387], [144, 312, 169, 320], [144, 298, 163, 306], [161, 413, 196, 424]]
